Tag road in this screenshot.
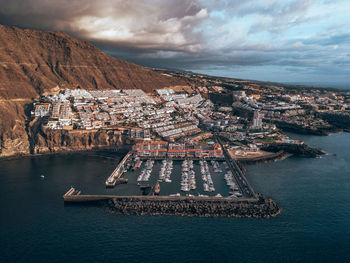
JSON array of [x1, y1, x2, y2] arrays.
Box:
[[216, 135, 256, 199]]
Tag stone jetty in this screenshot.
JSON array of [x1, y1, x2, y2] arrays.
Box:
[[106, 194, 281, 218]]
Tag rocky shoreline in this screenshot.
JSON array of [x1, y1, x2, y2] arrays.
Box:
[[105, 194, 281, 218], [0, 119, 130, 159], [262, 142, 325, 158], [317, 112, 350, 130], [238, 151, 292, 165], [0, 148, 129, 162], [273, 120, 339, 136]]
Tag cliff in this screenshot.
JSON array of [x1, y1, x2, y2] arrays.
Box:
[[0, 24, 189, 158], [1, 123, 127, 158], [34, 129, 126, 155]]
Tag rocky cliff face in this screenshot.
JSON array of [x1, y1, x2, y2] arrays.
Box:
[[33, 128, 126, 155], [0, 24, 189, 158], [1, 118, 127, 158], [13, 116, 127, 156]]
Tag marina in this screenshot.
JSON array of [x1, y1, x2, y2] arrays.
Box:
[[137, 159, 154, 182], [158, 159, 173, 183], [200, 160, 215, 192], [107, 155, 244, 198], [94, 139, 251, 199]]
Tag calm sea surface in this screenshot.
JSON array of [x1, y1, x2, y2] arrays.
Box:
[[284, 82, 350, 90], [1, 132, 350, 263]]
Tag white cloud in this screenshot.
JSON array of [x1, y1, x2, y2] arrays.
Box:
[[72, 2, 208, 51]]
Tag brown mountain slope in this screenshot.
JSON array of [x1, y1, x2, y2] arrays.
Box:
[[0, 25, 189, 158], [0, 24, 188, 99]]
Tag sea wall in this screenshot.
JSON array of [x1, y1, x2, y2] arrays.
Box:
[[104, 194, 281, 218]]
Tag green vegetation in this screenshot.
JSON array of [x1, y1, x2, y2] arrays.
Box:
[[258, 137, 276, 144]]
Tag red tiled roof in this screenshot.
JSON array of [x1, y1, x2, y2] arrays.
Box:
[[168, 150, 186, 153]]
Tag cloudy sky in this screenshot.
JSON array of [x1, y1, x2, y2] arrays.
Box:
[[1, 0, 350, 85]]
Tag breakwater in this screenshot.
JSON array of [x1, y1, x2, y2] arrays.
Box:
[[64, 192, 281, 218], [107, 195, 280, 218]]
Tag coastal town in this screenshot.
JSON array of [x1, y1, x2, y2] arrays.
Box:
[[31, 74, 350, 202], [32, 75, 350, 161]]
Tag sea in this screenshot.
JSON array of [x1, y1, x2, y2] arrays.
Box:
[[284, 81, 350, 91], [1, 132, 350, 263]]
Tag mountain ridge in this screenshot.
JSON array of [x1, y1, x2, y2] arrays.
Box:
[[0, 24, 189, 157], [0, 24, 189, 99]]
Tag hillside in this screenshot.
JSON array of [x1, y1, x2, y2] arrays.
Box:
[[0, 24, 189, 97], [0, 25, 189, 157]]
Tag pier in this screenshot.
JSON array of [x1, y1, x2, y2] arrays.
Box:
[[105, 151, 132, 187], [63, 187, 112, 202], [216, 135, 256, 198], [63, 187, 81, 198], [63, 189, 256, 202]]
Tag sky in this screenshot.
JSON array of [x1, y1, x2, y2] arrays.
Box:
[[1, 0, 350, 84]]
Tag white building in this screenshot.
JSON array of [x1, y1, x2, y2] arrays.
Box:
[[252, 111, 263, 128]]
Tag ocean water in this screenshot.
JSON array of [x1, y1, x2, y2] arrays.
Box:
[[284, 81, 350, 90], [1, 133, 350, 263]]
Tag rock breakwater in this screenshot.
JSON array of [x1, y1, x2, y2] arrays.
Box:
[[105, 195, 281, 218]]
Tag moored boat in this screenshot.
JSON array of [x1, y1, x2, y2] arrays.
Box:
[[154, 183, 160, 195]]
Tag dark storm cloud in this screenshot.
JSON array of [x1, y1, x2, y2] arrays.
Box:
[[0, 0, 207, 51], [0, 0, 349, 82]]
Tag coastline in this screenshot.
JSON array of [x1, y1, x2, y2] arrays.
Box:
[[2, 120, 350, 262], [235, 151, 292, 165], [0, 146, 130, 162], [273, 120, 341, 136], [2, 130, 341, 220]]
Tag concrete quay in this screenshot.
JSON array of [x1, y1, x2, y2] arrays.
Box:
[[105, 151, 132, 187]]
